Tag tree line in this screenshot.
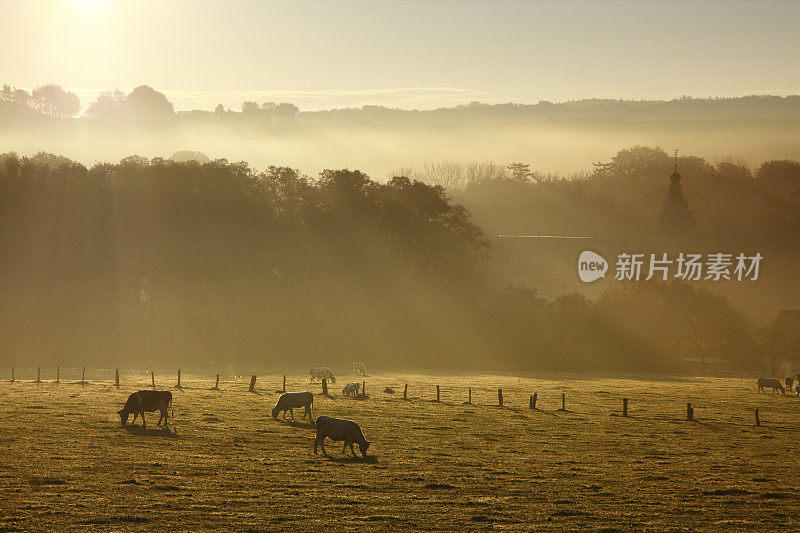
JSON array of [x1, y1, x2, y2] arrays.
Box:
[[1, 149, 788, 372], [3, 82, 800, 124]]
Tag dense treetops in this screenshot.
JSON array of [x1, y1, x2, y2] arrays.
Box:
[[1, 148, 794, 371]]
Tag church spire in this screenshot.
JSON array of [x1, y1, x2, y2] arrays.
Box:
[[656, 149, 696, 237]]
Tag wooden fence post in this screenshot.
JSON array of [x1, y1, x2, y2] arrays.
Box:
[[321, 378, 328, 396], [403, 383, 408, 400], [249, 375, 257, 392], [36, 367, 41, 384], [177, 369, 181, 389], [151, 370, 155, 390], [11, 367, 14, 383], [436, 384, 440, 402], [115, 369, 120, 389], [755, 408, 760, 426], [530, 393, 536, 409], [687, 402, 694, 421], [562, 393, 566, 410], [498, 388, 503, 407], [82, 367, 86, 385], [56, 366, 60, 384], [623, 398, 628, 417], [468, 387, 472, 404], [362, 380, 366, 396], [213, 374, 220, 390], [282, 375, 286, 392]]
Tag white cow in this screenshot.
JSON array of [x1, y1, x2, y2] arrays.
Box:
[[310, 367, 336, 383], [342, 382, 360, 396], [352, 362, 366, 376]]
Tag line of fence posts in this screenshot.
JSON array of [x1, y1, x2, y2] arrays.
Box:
[[0, 369, 773, 428]]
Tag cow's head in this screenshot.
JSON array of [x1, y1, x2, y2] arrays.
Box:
[[118, 408, 129, 426], [271, 405, 280, 419], [359, 440, 370, 457]]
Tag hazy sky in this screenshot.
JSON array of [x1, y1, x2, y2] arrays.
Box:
[[2, 0, 800, 111]]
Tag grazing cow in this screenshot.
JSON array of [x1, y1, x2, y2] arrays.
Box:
[[118, 390, 172, 428], [342, 382, 360, 396], [272, 392, 313, 421], [310, 367, 336, 383], [787, 377, 795, 392], [758, 377, 785, 394], [352, 361, 366, 376], [314, 416, 370, 458]]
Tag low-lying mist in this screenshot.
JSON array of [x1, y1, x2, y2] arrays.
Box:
[[3, 118, 800, 179]]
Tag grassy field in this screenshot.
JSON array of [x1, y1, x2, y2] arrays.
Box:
[[1, 370, 800, 531]]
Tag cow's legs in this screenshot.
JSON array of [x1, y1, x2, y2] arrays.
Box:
[[141, 411, 146, 429], [316, 437, 328, 456], [343, 441, 348, 454], [349, 441, 358, 457], [282, 410, 287, 420], [289, 408, 295, 421]]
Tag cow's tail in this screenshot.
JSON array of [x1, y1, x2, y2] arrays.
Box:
[[169, 397, 176, 434]]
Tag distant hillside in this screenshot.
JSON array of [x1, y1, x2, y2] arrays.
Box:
[[295, 96, 800, 124]]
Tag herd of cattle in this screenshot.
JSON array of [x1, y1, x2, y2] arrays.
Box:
[[758, 375, 800, 395], [117, 364, 371, 458], [115, 368, 797, 458]]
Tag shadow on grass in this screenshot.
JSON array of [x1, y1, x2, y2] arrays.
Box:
[[275, 419, 315, 429], [122, 424, 177, 438], [321, 454, 378, 464]]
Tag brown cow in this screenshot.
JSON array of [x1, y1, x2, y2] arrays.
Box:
[[118, 390, 173, 428]]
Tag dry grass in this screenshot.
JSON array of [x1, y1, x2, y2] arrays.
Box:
[[1, 371, 800, 531]]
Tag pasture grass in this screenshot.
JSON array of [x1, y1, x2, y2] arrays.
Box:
[[1, 372, 799, 531]]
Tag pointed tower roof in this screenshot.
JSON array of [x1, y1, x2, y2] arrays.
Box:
[[655, 150, 696, 236]]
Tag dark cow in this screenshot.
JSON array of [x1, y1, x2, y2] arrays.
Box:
[[118, 390, 173, 429], [757, 378, 785, 395], [314, 415, 370, 458]]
